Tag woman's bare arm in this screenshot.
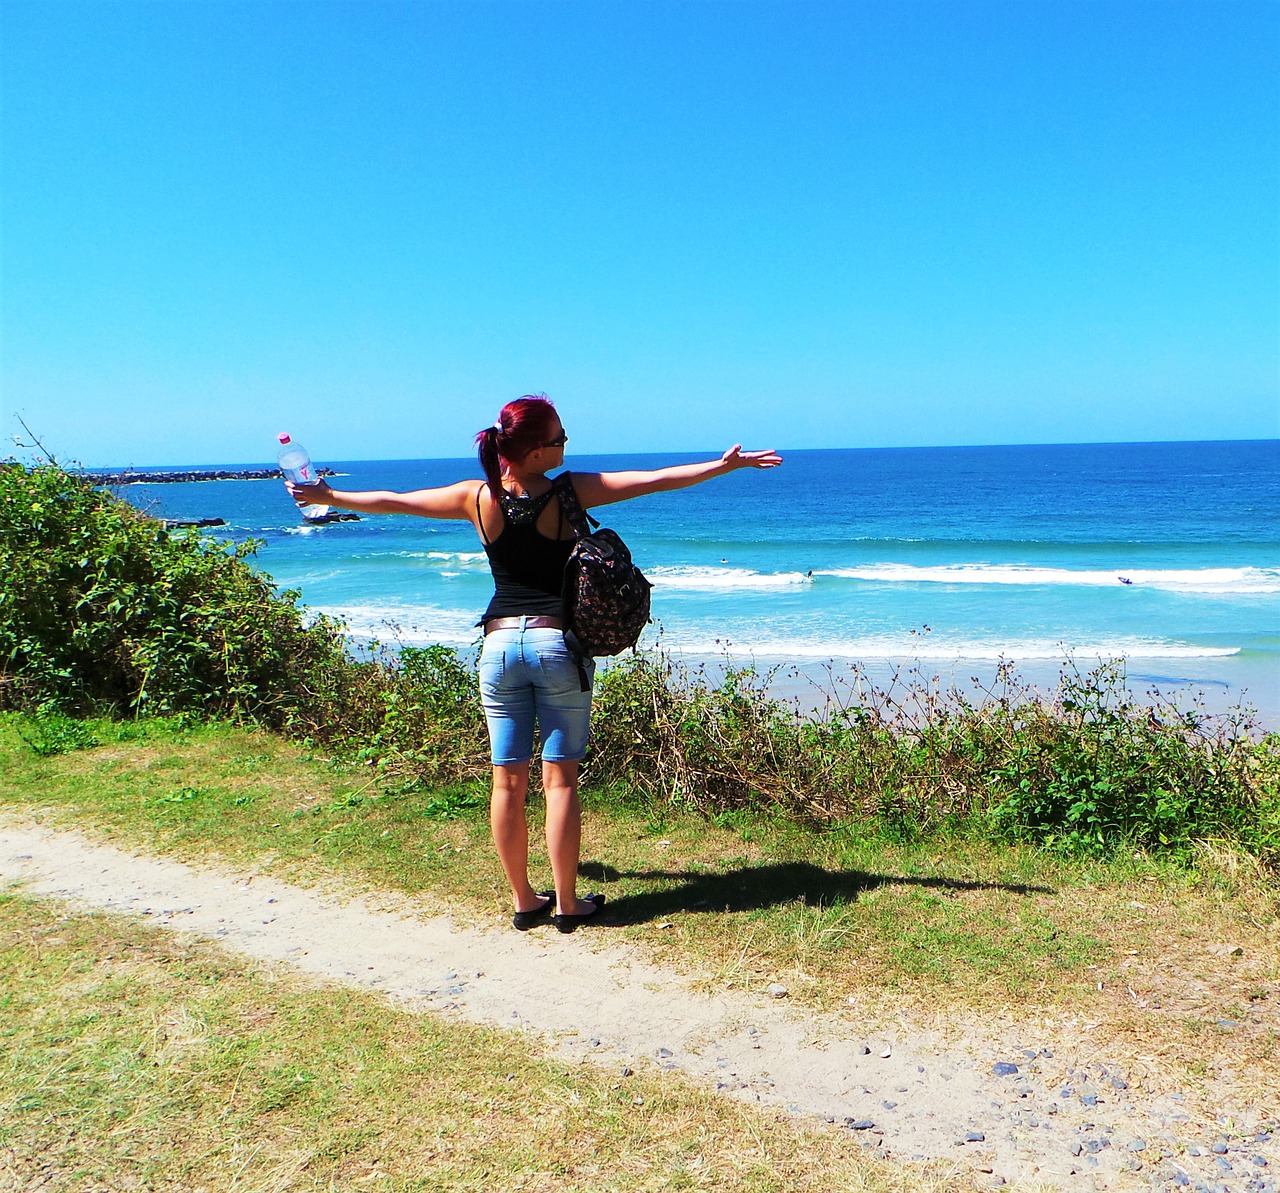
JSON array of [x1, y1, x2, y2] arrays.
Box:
[[285, 478, 482, 520], [570, 445, 782, 508]]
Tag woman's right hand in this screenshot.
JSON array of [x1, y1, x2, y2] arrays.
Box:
[[285, 478, 335, 506]]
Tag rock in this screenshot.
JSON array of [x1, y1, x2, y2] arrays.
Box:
[[1129, 1139, 1148, 1151], [766, 982, 789, 998], [965, 1132, 986, 1143], [879, 1045, 892, 1058], [162, 517, 227, 529], [848, 1119, 875, 1130], [656, 1048, 673, 1058], [993, 1062, 1020, 1076], [304, 511, 361, 524]]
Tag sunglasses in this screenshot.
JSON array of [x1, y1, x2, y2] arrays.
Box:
[[543, 430, 569, 448]]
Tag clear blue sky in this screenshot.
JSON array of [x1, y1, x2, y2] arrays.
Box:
[[3, 0, 1277, 467]]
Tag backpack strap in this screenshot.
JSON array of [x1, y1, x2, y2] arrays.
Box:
[[551, 472, 597, 692], [551, 471, 601, 537]]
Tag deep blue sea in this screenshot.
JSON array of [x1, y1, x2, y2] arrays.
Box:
[[113, 440, 1280, 727]]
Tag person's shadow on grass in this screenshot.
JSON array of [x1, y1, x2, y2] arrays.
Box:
[[577, 859, 1054, 926]]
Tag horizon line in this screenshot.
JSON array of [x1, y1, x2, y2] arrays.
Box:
[[59, 435, 1280, 473]]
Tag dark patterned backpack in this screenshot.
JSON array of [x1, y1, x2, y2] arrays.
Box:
[[552, 472, 652, 656]]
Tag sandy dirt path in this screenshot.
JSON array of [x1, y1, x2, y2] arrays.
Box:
[[1, 817, 1274, 1193]]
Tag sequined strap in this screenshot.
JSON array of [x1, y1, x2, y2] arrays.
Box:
[[498, 487, 555, 525]]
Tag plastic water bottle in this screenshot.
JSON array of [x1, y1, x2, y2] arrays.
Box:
[[276, 433, 330, 521]]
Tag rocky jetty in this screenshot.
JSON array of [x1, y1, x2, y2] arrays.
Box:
[[82, 467, 339, 485]]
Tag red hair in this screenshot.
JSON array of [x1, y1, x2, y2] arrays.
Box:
[[475, 395, 559, 494]]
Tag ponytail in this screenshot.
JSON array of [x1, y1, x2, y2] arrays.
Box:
[[475, 424, 504, 496]]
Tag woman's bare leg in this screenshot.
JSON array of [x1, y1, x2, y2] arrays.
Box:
[[544, 759, 596, 916], [489, 762, 547, 913]]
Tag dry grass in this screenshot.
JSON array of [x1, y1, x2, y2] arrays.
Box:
[[0, 895, 978, 1193]]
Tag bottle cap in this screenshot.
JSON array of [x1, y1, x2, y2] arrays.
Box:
[[277, 433, 291, 444]]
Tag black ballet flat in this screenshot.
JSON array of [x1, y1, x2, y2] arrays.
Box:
[[512, 892, 554, 931], [552, 893, 606, 934]]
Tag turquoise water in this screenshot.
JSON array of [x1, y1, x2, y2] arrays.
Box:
[[114, 440, 1280, 725]]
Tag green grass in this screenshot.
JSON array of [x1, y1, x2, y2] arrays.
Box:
[[3, 894, 976, 1192]]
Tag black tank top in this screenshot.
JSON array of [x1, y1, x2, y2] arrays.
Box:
[[479, 485, 574, 622]]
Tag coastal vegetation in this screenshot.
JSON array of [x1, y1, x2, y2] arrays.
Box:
[[3, 460, 1278, 865]]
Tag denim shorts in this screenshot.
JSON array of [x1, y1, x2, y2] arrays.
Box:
[[478, 623, 595, 766]]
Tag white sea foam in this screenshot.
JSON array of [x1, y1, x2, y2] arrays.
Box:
[[817, 564, 1280, 594], [309, 600, 1242, 665], [658, 631, 1241, 662], [647, 566, 811, 591], [307, 604, 480, 648], [360, 550, 487, 564]]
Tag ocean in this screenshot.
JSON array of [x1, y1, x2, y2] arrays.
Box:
[[112, 440, 1280, 728]]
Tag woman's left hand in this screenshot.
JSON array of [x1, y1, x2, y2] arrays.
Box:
[[721, 445, 783, 469]]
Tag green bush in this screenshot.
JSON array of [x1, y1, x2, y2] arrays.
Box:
[[342, 644, 488, 787], [589, 652, 1279, 865], [0, 461, 349, 724]]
